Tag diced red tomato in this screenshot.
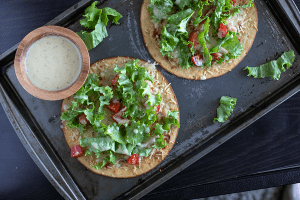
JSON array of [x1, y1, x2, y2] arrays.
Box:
[[71, 145, 84, 158], [218, 23, 228, 38], [111, 107, 130, 124], [188, 32, 199, 50], [111, 74, 119, 87], [231, 0, 236, 6], [105, 99, 121, 113], [150, 124, 155, 135], [78, 114, 90, 125], [156, 105, 161, 113], [127, 153, 139, 165], [212, 53, 222, 61], [191, 55, 204, 66]]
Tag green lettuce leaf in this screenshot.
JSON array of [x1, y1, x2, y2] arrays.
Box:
[[159, 9, 193, 59], [232, 0, 254, 16], [148, 0, 173, 22], [102, 7, 122, 26], [140, 107, 158, 125], [92, 151, 116, 170], [198, 17, 212, 67], [77, 22, 107, 51], [210, 32, 243, 59], [244, 50, 295, 80], [76, 1, 122, 50], [123, 104, 145, 119], [152, 134, 167, 149], [105, 123, 126, 144], [132, 146, 152, 157], [210, 0, 226, 31], [175, 0, 193, 10], [125, 121, 150, 146], [80, 136, 116, 158], [61, 74, 113, 131], [177, 42, 194, 69], [93, 85, 113, 114], [193, 1, 208, 26], [221, 33, 243, 58], [213, 96, 237, 123], [160, 26, 179, 57], [163, 111, 180, 130], [80, 1, 102, 29], [61, 74, 113, 134], [114, 66, 136, 107], [115, 143, 135, 155], [167, 8, 194, 34]]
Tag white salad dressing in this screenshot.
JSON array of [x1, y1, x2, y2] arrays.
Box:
[[25, 35, 82, 91]]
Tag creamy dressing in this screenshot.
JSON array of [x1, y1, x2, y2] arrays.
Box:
[[25, 35, 82, 91]]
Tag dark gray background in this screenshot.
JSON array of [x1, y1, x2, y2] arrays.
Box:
[[1, 0, 300, 199]]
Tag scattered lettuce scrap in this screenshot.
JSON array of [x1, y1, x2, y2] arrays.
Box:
[[244, 50, 295, 80], [61, 59, 180, 169], [213, 96, 237, 123], [76, 1, 122, 50]]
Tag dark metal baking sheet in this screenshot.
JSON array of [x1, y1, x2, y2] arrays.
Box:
[[0, 0, 300, 199]]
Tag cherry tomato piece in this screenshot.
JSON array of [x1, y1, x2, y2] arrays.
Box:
[[191, 55, 204, 66], [106, 99, 121, 113], [127, 153, 139, 165], [218, 23, 228, 38], [78, 114, 90, 125], [212, 53, 222, 61], [156, 105, 161, 113], [111, 74, 119, 87], [188, 32, 199, 50], [231, 0, 236, 5], [71, 145, 84, 158]]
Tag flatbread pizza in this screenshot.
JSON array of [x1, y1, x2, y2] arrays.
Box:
[[140, 0, 258, 80], [61, 57, 180, 178]]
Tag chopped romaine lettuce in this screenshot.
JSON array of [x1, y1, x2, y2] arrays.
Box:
[[198, 17, 212, 67], [92, 151, 116, 169], [159, 9, 194, 62], [244, 50, 295, 80], [61, 60, 180, 169], [148, 0, 173, 22], [76, 1, 122, 50], [80, 136, 116, 157], [152, 134, 167, 149], [214, 96, 237, 123], [148, 0, 254, 69], [125, 121, 150, 146], [163, 111, 180, 130], [210, 0, 226, 31]]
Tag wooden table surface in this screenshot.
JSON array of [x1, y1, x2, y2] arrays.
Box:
[[1, 0, 300, 199]]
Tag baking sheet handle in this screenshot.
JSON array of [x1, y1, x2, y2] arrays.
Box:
[[0, 84, 86, 200]]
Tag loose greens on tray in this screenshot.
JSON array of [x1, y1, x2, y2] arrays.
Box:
[[244, 50, 295, 80], [76, 1, 122, 50], [214, 96, 237, 123]]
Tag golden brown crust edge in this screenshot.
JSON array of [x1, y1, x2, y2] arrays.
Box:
[[61, 56, 180, 178], [140, 0, 258, 80]]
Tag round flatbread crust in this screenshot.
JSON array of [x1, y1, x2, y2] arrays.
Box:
[[140, 0, 258, 80], [61, 57, 180, 178]]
